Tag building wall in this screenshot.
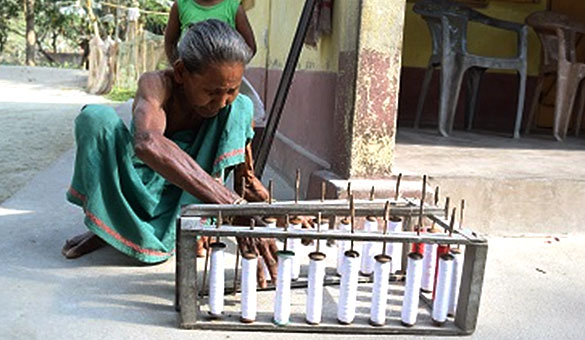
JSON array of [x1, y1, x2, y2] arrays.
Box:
[[403, 1, 548, 75], [244, 1, 356, 188]]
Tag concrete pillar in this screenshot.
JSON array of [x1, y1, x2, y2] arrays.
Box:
[[333, 0, 406, 179], [309, 0, 423, 200]]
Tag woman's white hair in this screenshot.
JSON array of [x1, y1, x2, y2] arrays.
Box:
[[178, 19, 252, 73]]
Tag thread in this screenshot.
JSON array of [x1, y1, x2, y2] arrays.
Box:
[[401, 252, 424, 327], [369, 254, 392, 326], [448, 248, 464, 317], [433, 244, 450, 299], [240, 253, 258, 323], [306, 252, 327, 325], [421, 243, 438, 293], [385, 218, 403, 273], [273, 250, 294, 326], [208, 242, 227, 318], [337, 250, 360, 325], [286, 218, 303, 280], [432, 253, 455, 326], [336, 218, 351, 276], [360, 217, 378, 276], [411, 242, 425, 255]]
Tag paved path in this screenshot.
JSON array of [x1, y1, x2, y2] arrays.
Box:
[[0, 65, 111, 203]]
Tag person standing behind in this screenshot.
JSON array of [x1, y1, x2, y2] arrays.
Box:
[[165, 0, 257, 64], [165, 0, 265, 127]]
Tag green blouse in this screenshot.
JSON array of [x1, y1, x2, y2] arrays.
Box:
[[177, 0, 240, 35]]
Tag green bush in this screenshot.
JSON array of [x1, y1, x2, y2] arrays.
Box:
[[106, 86, 137, 102]]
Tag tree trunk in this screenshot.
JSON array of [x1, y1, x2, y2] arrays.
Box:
[[24, 0, 36, 66]]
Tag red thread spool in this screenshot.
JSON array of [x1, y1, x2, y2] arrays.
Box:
[[432, 244, 450, 299], [411, 243, 425, 255]]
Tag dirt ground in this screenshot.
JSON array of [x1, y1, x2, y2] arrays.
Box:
[[0, 65, 112, 203]]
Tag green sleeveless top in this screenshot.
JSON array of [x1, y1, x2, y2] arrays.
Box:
[[177, 0, 240, 35]]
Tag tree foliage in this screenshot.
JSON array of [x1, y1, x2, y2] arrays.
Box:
[[138, 0, 172, 35], [0, 0, 20, 52], [0, 0, 170, 57], [34, 0, 92, 53]]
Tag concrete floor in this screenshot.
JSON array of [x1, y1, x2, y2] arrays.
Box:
[[394, 128, 585, 235], [394, 127, 585, 180], [1, 151, 584, 339]]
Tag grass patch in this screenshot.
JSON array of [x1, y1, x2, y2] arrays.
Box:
[[106, 86, 136, 102]]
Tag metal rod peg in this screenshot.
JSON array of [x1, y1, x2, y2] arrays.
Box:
[[394, 173, 402, 201], [382, 201, 390, 255]]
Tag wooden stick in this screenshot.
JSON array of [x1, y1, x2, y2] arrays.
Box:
[[459, 199, 465, 230], [370, 186, 375, 201], [430, 186, 440, 230], [283, 214, 290, 251], [268, 179, 273, 204], [233, 245, 240, 296], [216, 211, 222, 243], [418, 175, 427, 236], [347, 181, 352, 199], [444, 197, 450, 219], [295, 169, 300, 204], [394, 173, 402, 201], [350, 194, 355, 251], [382, 201, 390, 255], [449, 207, 457, 237], [202, 237, 211, 296], [321, 181, 326, 202], [316, 212, 322, 253]]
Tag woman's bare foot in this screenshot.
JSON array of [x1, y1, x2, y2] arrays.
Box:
[[62, 231, 106, 259]]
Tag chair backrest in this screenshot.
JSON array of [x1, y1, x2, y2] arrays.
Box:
[[413, 0, 485, 57], [526, 11, 585, 65]]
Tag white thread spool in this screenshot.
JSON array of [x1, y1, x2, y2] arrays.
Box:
[[401, 252, 424, 327], [336, 218, 351, 276], [421, 243, 438, 293], [306, 252, 327, 325], [369, 254, 392, 326], [286, 217, 303, 280], [448, 248, 464, 317], [432, 253, 455, 326], [208, 242, 227, 318], [385, 217, 403, 273], [273, 250, 294, 326], [337, 250, 360, 325], [240, 252, 258, 323], [360, 216, 378, 276]]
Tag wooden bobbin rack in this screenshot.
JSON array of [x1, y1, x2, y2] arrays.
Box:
[[175, 198, 488, 336]]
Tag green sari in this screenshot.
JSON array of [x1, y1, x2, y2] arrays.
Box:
[[66, 95, 253, 263]]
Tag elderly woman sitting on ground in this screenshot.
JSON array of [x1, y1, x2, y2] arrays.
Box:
[[62, 19, 279, 287]]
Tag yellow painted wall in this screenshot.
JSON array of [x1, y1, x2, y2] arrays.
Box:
[[402, 1, 548, 75], [246, 0, 356, 73], [249, 1, 547, 75]]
